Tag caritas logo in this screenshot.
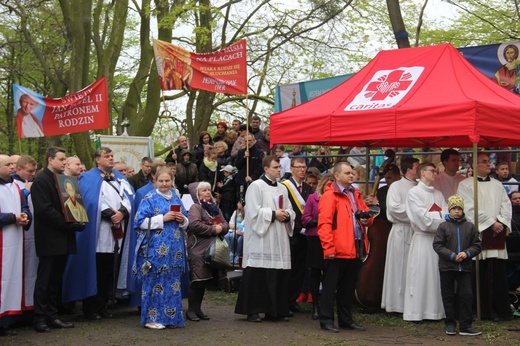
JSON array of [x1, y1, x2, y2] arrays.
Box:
[[344, 67, 424, 111]]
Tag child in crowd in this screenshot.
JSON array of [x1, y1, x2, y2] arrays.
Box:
[[216, 165, 236, 221], [225, 201, 245, 265], [433, 195, 482, 336], [493, 161, 518, 195]]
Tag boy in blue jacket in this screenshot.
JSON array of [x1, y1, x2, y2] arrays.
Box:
[[433, 194, 482, 336]]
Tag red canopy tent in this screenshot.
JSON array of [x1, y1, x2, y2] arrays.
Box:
[[270, 43, 520, 319], [270, 43, 520, 148]]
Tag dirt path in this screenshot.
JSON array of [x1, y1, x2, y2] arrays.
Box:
[[3, 291, 519, 346]]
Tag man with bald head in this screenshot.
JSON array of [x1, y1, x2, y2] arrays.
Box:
[[65, 156, 83, 178], [0, 154, 31, 336]]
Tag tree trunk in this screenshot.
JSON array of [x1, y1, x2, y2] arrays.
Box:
[[386, 0, 411, 48]]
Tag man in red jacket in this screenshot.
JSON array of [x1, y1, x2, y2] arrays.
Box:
[[317, 162, 373, 333]]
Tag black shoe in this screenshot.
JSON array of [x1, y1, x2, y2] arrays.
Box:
[[247, 313, 262, 322], [34, 321, 51, 333], [0, 326, 17, 336], [340, 322, 366, 331], [48, 319, 74, 329], [289, 302, 304, 313], [287, 310, 294, 317], [84, 313, 102, 321], [99, 310, 113, 318], [312, 306, 320, 320], [186, 310, 200, 321], [195, 310, 210, 320], [320, 322, 339, 333], [264, 314, 289, 322]]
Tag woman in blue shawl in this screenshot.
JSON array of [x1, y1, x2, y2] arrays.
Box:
[[134, 168, 189, 329]]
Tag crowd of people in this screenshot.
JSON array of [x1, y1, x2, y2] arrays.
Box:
[[1, 121, 519, 338]]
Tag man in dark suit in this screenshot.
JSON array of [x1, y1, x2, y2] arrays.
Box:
[[31, 147, 85, 333], [128, 157, 153, 191], [282, 157, 312, 313]]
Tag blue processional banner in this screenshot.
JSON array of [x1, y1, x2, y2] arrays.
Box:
[[274, 41, 520, 113]]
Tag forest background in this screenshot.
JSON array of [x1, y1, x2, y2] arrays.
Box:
[[1, 0, 519, 168]]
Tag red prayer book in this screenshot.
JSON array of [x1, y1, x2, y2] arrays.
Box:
[[481, 228, 506, 250], [170, 204, 181, 212], [211, 216, 222, 225], [111, 224, 124, 240], [428, 203, 442, 212]]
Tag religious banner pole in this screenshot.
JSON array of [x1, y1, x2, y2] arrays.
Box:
[[160, 91, 176, 160], [245, 94, 250, 179]]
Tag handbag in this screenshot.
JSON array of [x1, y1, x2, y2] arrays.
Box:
[[203, 234, 232, 269]]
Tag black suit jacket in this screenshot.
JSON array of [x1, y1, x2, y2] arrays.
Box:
[[128, 169, 149, 191], [31, 168, 77, 257]]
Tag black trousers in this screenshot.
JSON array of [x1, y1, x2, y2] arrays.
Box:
[[319, 258, 361, 325], [440, 271, 472, 329], [33, 254, 68, 322], [83, 253, 114, 315], [474, 258, 512, 320], [289, 233, 307, 302]]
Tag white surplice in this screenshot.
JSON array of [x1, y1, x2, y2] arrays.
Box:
[[242, 178, 295, 269], [457, 177, 511, 260], [403, 181, 447, 321], [381, 177, 416, 313]]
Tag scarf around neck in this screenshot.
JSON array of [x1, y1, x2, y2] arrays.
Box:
[[203, 157, 218, 171], [200, 197, 220, 217]]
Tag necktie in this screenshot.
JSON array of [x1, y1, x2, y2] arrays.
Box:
[[345, 188, 362, 240], [297, 185, 302, 194]]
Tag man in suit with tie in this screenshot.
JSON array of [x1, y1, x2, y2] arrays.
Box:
[[282, 157, 312, 313]]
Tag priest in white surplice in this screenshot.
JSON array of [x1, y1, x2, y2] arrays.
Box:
[[457, 152, 512, 321], [381, 157, 419, 313], [235, 155, 295, 322], [432, 149, 465, 201], [0, 154, 31, 336], [403, 162, 447, 321]]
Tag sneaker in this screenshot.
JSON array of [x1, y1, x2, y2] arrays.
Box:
[[445, 324, 456, 335], [459, 327, 481, 336]]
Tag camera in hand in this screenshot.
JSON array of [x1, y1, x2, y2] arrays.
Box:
[[355, 210, 371, 219]]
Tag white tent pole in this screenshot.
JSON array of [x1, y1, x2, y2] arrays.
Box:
[[472, 142, 481, 321]]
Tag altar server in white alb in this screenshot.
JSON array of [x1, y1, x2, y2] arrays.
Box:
[[457, 152, 512, 321], [404, 162, 447, 321], [235, 155, 295, 323], [0, 154, 31, 336], [381, 157, 419, 313]]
